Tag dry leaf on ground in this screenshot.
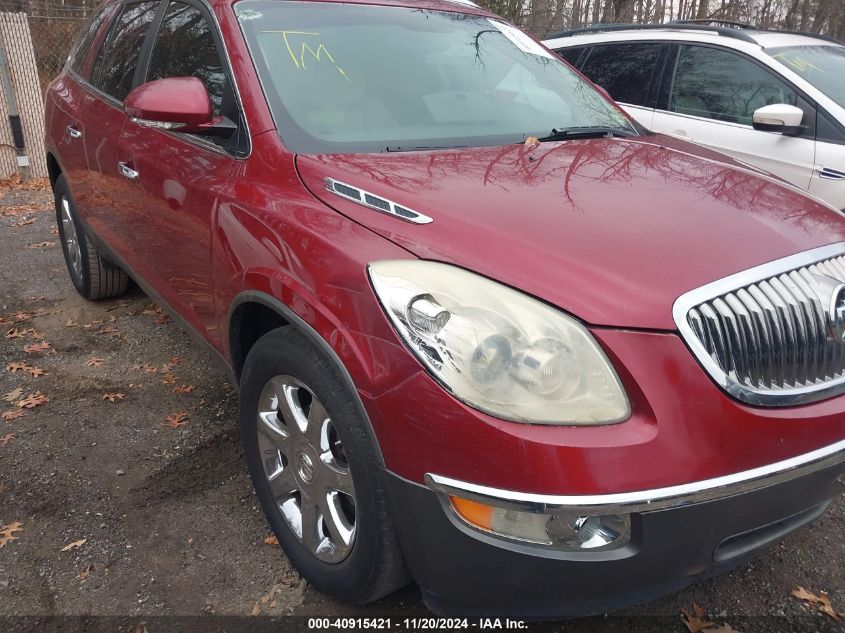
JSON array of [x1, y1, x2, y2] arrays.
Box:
[[6, 327, 35, 338], [0, 481, 6, 495], [0, 521, 23, 548], [25, 241, 55, 249], [79, 564, 94, 582], [264, 534, 279, 545], [16, 393, 48, 409], [61, 538, 87, 552], [0, 433, 16, 445], [102, 393, 125, 403], [173, 384, 195, 394], [3, 388, 23, 402], [682, 604, 715, 633], [2, 410, 24, 422], [23, 341, 51, 354], [792, 586, 843, 621], [162, 372, 177, 385], [10, 218, 36, 227], [85, 357, 105, 367], [163, 412, 189, 428], [24, 366, 46, 378]]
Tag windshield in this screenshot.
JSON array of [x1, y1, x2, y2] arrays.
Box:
[[234, 1, 634, 154], [768, 45, 845, 109]]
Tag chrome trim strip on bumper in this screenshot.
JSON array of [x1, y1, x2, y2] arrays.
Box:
[[672, 241, 845, 406], [426, 437, 845, 514]]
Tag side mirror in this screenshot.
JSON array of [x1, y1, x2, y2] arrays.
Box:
[[125, 77, 233, 137], [752, 103, 804, 136]]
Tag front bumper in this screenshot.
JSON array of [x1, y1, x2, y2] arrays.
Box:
[[384, 447, 845, 617]]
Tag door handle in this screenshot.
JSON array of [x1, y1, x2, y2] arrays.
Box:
[[66, 125, 82, 139], [117, 162, 139, 180]]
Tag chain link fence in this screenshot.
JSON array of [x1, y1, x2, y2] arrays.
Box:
[[0, 1, 93, 93]]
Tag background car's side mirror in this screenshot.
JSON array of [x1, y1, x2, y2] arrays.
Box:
[[752, 104, 805, 136], [124, 77, 234, 137]]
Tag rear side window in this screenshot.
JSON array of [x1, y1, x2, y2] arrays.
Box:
[[91, 1, 159, 101], [556, 46, 585, 68], [69, 3, 116, 75], [670, 45, 800, 125], [146, 1, 228, 116], [579, 43, 664, 107]]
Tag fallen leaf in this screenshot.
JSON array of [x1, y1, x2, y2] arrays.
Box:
[[10, 312, 33, 322], [50, 227, 59, 235], [102, 393, 125, 403], [97, 326, 119, 336], [82, 320, 103, 329], [25, 241, 55, 249], [264, 534, 278, 545], [61, 538, 87, 552], [6, 362, 30, 373], [79, 564, 94, 582], [173, 384, 195, 394], [0, 481, 5, 494], [65, 319, 77, 327], [3, 388, 23, 402], [0, 521, 23, 547], [792, 586, 843, 621], [250, 602, 261, 616], [10, 218, 35, 227], [162, 372, 177, 385], [1, 410, 24, 422], [142, 364, 158, 374], [24, 366, 46, 378], [6, 327, 35, 338], [85, 357, 105, 367], [524, 136, 540, 146], [162, 412, 188, 429], [23, 341, 51, 354], [154, 314, 170, 325], [681, 604, 714, 633], [16, 392, 48, 409], [166, 356, 181, 367], [0, 433, 15, 446]]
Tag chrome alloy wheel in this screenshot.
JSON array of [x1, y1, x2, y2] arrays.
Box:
[[60, 196, 82, 280], [257, 375, 357, 563]]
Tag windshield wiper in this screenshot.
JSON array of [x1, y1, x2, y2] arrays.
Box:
[[383, 145, 467, 152], [535, 126, 636, 142]]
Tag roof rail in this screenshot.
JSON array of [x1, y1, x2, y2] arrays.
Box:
[[670, 19, 753, 29], [545, 22, 759, 44]]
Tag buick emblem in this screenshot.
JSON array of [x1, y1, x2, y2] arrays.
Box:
[[831, 284, 845, 343]]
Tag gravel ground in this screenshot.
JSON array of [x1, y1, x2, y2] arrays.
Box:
[[0, 179, 843, 633]]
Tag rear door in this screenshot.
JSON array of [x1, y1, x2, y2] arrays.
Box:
[[650, 44, 816, 190], [47, 2, 118, 211], [82, 0, 160, 255], [569, 41, 669, 128], [114, 0, 245, 342]]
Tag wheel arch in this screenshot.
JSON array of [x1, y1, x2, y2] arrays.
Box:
[[227, 289, 386, 466]]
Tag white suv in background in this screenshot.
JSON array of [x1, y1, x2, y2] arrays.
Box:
[[544, 22, 845, 211]]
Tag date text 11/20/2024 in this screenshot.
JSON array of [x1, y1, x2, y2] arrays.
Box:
[[307, 618, 529, 629]]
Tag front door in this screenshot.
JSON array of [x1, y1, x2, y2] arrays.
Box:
[[650, 44, 816, 191], [115, 0, 244, 343]]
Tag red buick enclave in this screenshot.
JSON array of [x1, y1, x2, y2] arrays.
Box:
[[45, 0, 845, 616]]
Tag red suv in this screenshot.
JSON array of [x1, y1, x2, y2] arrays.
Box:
[[45, 0, 845, 617]]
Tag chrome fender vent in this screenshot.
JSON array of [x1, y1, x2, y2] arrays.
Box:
[[324, 177, 433, 224]]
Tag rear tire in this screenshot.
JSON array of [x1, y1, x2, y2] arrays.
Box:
[[53, 174, 129, 300], [240, 327, 410, 604]]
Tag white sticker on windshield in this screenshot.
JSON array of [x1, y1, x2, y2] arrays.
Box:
[[488, 20, 555, 60]]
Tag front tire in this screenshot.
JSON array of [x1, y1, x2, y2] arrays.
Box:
[[240, 327, 409, 603], [53, 174, 128, 300]]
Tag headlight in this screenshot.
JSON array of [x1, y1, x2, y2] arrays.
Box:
[[368, 260, 630, 425]]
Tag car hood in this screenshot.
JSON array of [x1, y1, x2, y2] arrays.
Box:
[[296, 135, 845, 330]]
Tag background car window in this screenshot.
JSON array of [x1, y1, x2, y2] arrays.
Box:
[[670, 45, 799, 125], [579, 43, 664, 107], [91, 1, 159, 101], [146, 2, 227, 116], [69, 3, 115, 75], [556, 46, 585, 67]]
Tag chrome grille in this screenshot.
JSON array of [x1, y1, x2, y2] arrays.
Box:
[[673, 243, 845, 406]]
